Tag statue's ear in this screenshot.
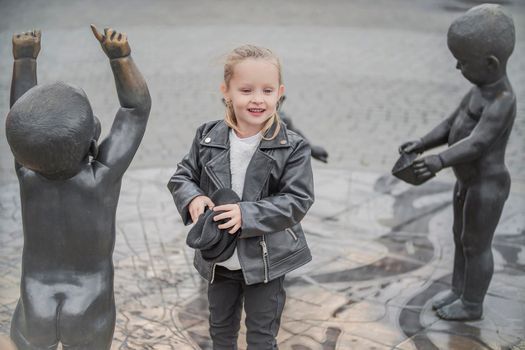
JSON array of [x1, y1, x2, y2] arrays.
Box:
[[487, 55, 500, 72], [89, 116, 101, 159], [93, 115, 102, 141], [89, 139, 99, 159]]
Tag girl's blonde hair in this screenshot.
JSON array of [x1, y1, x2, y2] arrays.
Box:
[[223, 45, 282, 140]]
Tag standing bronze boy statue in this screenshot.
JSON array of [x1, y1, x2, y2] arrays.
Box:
[[399, 4, 516, 320], [6, 26, 151, 349]]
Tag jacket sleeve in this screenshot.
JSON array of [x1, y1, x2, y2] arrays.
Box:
[[167, 125, 206, 225], [238, 139, 315, 238]]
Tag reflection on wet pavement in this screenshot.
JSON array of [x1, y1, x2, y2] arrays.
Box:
[[0, 167, 523, 349]]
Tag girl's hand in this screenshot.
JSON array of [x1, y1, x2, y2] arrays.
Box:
[[213, 204, 242, 234], [188, 195, 215, 224]]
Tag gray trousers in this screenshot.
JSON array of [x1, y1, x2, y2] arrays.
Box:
[[208, 266, 286, 350]]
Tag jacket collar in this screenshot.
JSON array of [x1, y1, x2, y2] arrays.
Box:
[[200, 120, 291, 150]]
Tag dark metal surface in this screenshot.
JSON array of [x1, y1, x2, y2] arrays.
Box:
[[398, 4, 517, 321], [5, 27, 151, 349]]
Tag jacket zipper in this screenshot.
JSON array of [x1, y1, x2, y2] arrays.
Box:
[[285, 228, 298, 241], [260, 236, 269, 283], [210, 263, 217, 284]]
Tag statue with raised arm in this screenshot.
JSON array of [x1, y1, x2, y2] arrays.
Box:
[[6, 26, 151, 349], [397, 4, 516, 321]]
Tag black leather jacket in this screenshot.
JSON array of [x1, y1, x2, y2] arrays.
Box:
[[168, 120, 314, 285]]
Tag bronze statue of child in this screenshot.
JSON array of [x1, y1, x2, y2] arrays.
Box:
[[6, 26, 151, 349], [399, 4, 516, 321]]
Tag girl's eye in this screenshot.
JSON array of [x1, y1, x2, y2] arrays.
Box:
[[240, 89, 251, 93], [264, 89, 273, 94]]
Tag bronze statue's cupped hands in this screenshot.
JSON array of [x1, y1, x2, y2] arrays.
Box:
[[413, 155, 443, 181], [396, 138, 443, 183], [12, 30, 41, 59], [399, 139, 425, 154], [91, 25, 130, 59]]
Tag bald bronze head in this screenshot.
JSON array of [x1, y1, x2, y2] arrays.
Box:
[[6, 82, 100, 179], [447, 4, 515, 85]]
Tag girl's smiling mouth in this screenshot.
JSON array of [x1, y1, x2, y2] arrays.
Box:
[[247, 108, 266, 116]]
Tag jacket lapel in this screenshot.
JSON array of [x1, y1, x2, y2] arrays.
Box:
[[205, 149, 231, 189], [242, 121, 291, 201], [202, 121, 231, 189], [241, 149, 274, 201]]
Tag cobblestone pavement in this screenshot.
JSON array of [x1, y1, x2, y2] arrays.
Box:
[[0, 0, 524, 184], [0, 0, 524, 349]]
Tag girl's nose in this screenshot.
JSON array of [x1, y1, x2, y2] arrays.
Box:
[[251, 94, 264, 103]]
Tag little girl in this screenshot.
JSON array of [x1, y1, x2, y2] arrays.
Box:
[[168, 45, 314, 349]]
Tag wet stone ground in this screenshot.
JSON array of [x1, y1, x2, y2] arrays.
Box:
[[1, 166, 524, 349]]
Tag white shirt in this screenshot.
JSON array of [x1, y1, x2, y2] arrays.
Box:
[[216, 129, 262, 270]]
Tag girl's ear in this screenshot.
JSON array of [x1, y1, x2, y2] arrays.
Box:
[[220, 83, 229, 99], [278, 84, 285, 99]]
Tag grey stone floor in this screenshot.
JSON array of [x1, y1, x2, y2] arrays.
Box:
[[1, 167, 524, 349], [0, 0, 524, 349]]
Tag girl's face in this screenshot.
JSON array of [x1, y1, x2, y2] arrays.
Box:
[[222, 58, 285, 137]]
